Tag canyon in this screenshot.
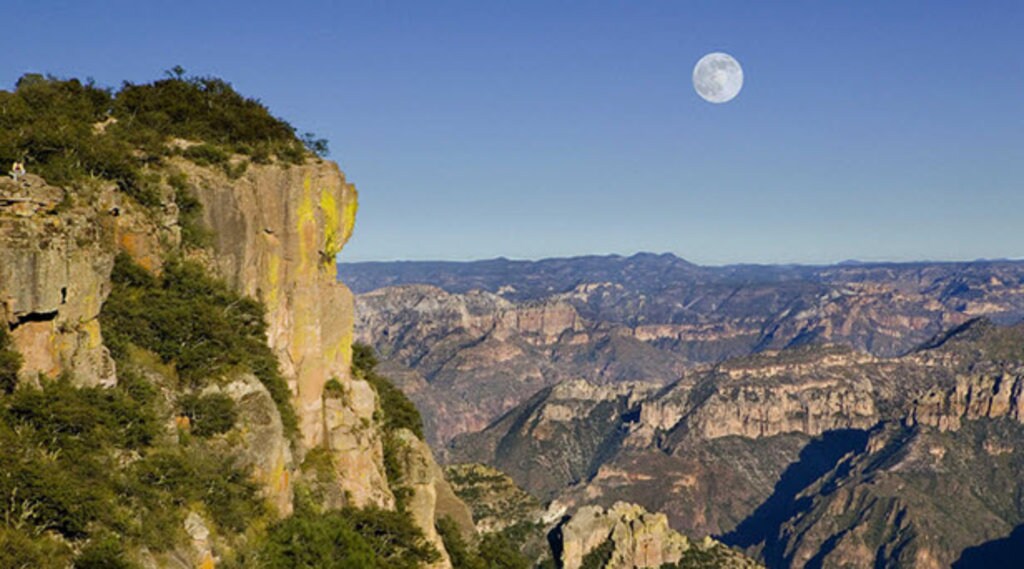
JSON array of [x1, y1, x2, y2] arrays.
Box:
[[352, 257, 1024, 567]]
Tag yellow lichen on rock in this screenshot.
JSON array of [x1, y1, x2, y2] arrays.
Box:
[[189, 159, 394, 507]]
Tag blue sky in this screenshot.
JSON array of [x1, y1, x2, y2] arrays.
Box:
[[2, 1, 1022, 264]]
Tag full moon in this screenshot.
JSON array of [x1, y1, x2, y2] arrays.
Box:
[[693, 52, 743, 104]]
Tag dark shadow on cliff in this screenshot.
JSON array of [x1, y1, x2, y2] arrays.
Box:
[[719, 428, 870, 568], [953, 524, 1024, 568]]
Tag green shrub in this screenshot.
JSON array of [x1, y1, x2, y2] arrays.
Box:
[[181, 143, 228, 166], [437, 516, 484, 569], [323, 377, 345, 399], [0, 70, 323, 207], [581, 538, 615, 569], [259, 506, 439, 569], [170, 175, 212, 249], [352, 342, 379, 373], [75, 534, 137, 569], [128, 447, 264, 533], [113, 72, 299, 151], [353, 343, 424, 439], [300, 132, 329, 158], [101, 253, 297, 435], [0, 326, 23, 394], [381, 431, 413, 511], [477, 530, 532, 569], [0, 528, 70, 569], [6, 375, 157, 451], [178, 392, 237, 437], [0, 376, 156, 541]]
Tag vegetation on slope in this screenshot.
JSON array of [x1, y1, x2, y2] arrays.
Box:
[[101, 252, 298, 435], [353, 342, 425, 439], [0, 371, 266, 568], [0, 68, 459, 568], [444, 463, 542, 532], [436, 515, 539, 569], [257, 498, 440, 569], [0, 70, 327, 206], [0, 326, 22, 394], [351, 342, 425, 511], [0, 253, 296, 567]]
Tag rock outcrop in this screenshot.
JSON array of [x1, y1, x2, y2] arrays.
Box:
[[221, 373, 295, 515], [908, 372, 1024, 431], [391, 428, 454, 568], [186, 159, 394, 508], [448, 380, 657, 501], [2, 157, 471, 567], [765, 419, 1024, 569], [356, 285, 688, 447], [558, 502, 760, 569], [0, 175, 119, 387]]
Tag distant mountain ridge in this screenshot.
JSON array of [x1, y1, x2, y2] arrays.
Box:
[[350, 253, 1024, 448], [341, 252, 1024, 301]]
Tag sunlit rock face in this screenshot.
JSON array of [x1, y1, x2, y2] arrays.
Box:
[[558, 501, 760, 569], [0, 175, 119, 387], [191, 160, 357, 444], [189, 159, 398, 508], [222, 372, 295, 516]]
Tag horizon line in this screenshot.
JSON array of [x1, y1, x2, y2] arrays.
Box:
[[338, 251, 1024, 268]]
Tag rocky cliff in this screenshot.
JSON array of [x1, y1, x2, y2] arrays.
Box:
[[557, 502, 760, 569], [0, 174, 118, 387], [352, 255, 1024, 449], [355, 284, 689, 448], [1, 156, 467, 566], [762, 418, 1024, 568], [184, 158, 399, 508]]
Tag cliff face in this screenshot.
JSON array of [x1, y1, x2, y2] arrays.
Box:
[[0, 175, 119, 387], [448, 328, 1014, 540], [908, 372, 1024, 431], [189, 162, 357, 443], [186, 160, 396, 508], [2, 156, 468, 567], [448, 380, 657, 501]]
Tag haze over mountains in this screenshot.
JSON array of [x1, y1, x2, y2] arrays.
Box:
[[347, 253, 1024, 567]]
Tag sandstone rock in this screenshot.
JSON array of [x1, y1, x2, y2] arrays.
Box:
[[323, 387, 394, 508], [1, 177, 117, 387], [221, 373, 295, 515], [558, 502, 759, 569], [189, 159, 358, 449], [184, 511, 215, 569], [392, 428, 454, 569], [355, 285, 687, 447], [907, 371, 1024, 431], [352, 255, 1024, 450], [187, 159, 396, 508]]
